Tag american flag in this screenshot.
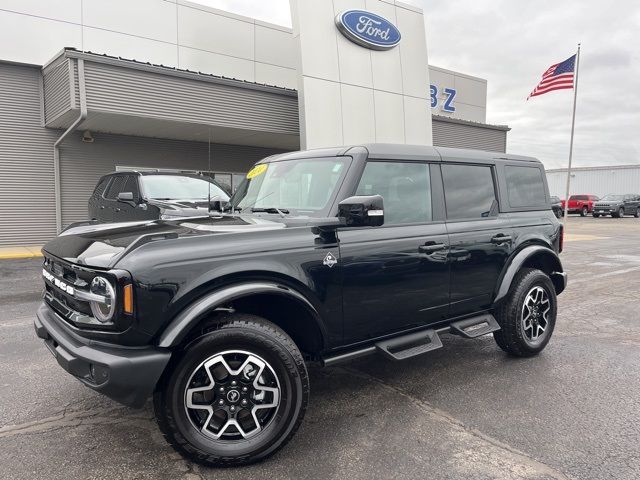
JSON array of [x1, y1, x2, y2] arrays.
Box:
[[527, 54, 576, 99]]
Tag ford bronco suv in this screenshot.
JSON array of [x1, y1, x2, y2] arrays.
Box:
[[35, 144, 566, 466]]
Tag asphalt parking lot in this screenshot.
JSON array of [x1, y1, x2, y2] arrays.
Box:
[[1, 216, 639, 480]]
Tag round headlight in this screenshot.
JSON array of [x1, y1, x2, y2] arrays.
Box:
[[90, 276, 116, 323]]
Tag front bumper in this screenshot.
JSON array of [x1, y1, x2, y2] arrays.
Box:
[[34, 302, 171, 408]]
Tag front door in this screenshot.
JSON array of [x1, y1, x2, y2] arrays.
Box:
[[339, 161, 450, 343], [440, 163, 514, 316]]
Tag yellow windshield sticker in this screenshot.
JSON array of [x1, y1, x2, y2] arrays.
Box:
[[247, 164, 267, 179]]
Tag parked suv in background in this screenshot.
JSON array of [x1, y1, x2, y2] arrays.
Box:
[[593, 194, 640, 218], [88, 171, 230, 223], [36, 144, 566, 466], [561, 194, 599, 216]]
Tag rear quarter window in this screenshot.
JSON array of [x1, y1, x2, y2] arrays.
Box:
[[505, 165, 547, 208]]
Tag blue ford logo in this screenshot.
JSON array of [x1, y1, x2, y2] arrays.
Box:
[[335, 10, 401, 50]]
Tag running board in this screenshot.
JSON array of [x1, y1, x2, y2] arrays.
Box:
[[449, 313, 500, 339], [375, 329, 443, 361]]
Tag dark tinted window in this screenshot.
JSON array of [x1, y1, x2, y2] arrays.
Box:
[[93, 177, 110, 197], [356, 161, 432, 225], [505, 165, 546, 207], [442, 164, 497, 220], [122, 175, 141, 202], [104, 175, 126, 200]]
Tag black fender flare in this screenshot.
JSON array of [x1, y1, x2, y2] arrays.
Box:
[[493, 245, 566, 305], [158, 282, 324, 348]]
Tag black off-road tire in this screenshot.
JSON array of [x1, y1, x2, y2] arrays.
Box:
[[493, 268, 557, 357], [153, 314, 309, 467]]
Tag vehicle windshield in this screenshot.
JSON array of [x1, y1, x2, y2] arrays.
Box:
[[140, 175, 229, 201], [229, 157, 350, 216], [600, 194, 624, 201]]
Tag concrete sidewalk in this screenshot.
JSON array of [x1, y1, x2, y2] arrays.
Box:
[[0, 245, 43, 260]]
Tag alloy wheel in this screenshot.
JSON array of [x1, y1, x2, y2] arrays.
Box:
[[521, 286, 551, 345], [184, 350, 280, 440]]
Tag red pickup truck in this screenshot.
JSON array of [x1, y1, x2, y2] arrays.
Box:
[[560, 194, 600, 216]]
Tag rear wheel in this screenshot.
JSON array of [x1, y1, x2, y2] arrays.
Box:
[[580, 206, 588, 217], [154, 314, 309, 467], [493, 268, 557, 357]]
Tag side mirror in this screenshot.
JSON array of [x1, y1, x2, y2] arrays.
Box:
[[117, 191, 134, 202], [338, 195, 384, 227]]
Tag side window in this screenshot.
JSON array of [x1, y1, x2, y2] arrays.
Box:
[[93, 177, 110, 197], [122, 175, 140, 202], [504, 165, 546, 208], [355, 161, 432, 225], [442, 164, 497, 220], [104, 175, 126, 200]]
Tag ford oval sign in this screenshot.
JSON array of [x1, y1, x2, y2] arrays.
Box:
[[335, 10, 401, 51]]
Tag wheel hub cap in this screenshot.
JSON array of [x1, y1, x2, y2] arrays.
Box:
[[184, 350, 281, 440]]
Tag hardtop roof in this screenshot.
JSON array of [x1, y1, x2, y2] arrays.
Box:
[[259, 143, 540, 165]]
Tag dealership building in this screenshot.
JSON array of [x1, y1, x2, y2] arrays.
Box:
[[0, 0, 509, 247]]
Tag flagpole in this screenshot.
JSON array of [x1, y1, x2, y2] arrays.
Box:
[[563, 43, 581, 224]]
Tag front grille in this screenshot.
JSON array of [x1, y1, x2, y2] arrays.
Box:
[[42, 255, 119, 330]]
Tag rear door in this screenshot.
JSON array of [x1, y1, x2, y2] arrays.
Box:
[[339, 160, 450, 342], [442, 163, 514, 316]]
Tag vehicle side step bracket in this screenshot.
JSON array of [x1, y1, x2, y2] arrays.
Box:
[[449, 314, 500, 339], [375, 329, 443, 361]]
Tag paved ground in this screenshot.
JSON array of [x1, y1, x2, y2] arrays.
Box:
[[1, 217, 639, 480]]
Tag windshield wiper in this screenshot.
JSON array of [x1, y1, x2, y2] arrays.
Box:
[[251, 207, 289, 218]]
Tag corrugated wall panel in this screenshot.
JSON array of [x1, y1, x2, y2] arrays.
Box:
[[59, 132, 285, 226], [546, 167, 640, 198], [82, 62, 299, 135], [433, 118, 507, 153], [0, 64, 58, 246], [42, 59, 72, 124]]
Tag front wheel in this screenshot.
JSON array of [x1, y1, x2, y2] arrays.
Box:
[[615, 207, 625, 218], [154, 314, 309, 467], [635, 207, 640, 218], [580, 206, 588, 217], [493, 268, 557, 357], [592, 213, 600, 218]]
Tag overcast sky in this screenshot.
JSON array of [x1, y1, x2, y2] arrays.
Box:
[[199, 0, 639, 169]]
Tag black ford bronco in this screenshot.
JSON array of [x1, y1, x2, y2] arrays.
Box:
[[35, 144, 566, 466]]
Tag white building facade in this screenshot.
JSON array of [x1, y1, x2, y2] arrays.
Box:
[[0, 0, 509, 246]]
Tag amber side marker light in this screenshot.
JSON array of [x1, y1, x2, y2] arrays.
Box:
[[123, 284, 134, 314]]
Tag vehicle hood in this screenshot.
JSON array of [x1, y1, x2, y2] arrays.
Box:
[[43, 215, 288, 269], [148, 198, 224, 218], [595, 201, 621, 206]]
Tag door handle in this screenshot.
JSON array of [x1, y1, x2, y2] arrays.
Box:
[[491, 234, 512, 244], [115, 208, 121, 212], [99, 206, 105, 209], [419, 242, 446, 253]]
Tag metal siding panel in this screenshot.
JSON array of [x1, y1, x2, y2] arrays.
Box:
[[59, 133, 285, 227], [82, 62, 299, 135], [432, 119, 507, 153], [42, 59, 72, 124], [0, 64, 58, 246], [545, 167, 640, 198]]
